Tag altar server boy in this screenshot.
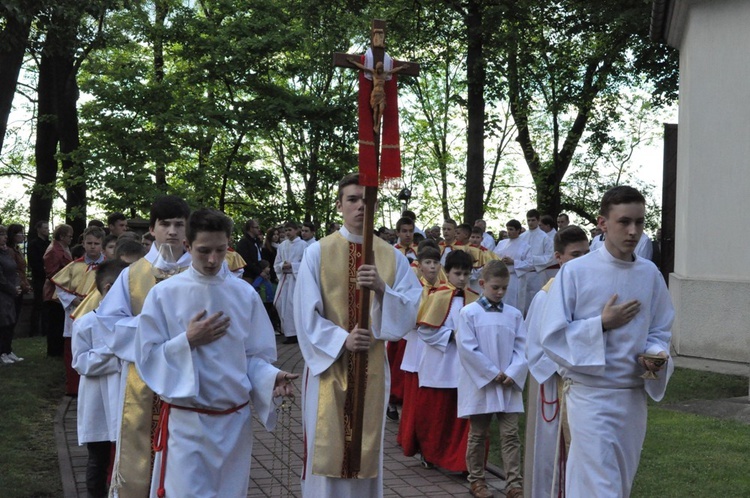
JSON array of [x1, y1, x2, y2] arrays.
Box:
[[456, 259, 527, 498], [72, 258, 129, 498]]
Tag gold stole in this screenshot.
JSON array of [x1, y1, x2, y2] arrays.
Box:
[[225, 249, 247, 273], [416, 283, 479, 328], [51, 260, 98, 298], [71, 289, 102, 319], [542, 277, 555, 293], [115, 257, 161, 498], [313, 232, 396, 479]]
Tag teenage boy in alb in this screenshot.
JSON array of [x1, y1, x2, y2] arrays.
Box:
[[467, 225, 500, 294], [397, 245, 444, 456], [493, 220, 532, 312], [519, 209, 555, 314], [439, 218, 458, 264], [456, 260, 527, 498], [96, 195, 192, 498], [273, 221, 306, 344], [414, 249, 478, 471], [71, 259, 129, 498], [540, 186, 674, 497], [52, 226, 106, 395], [293, 173, 422, 498], [135, 209, 297, 497], [393, 216, 418, 261], [523, 225, 589, 498]]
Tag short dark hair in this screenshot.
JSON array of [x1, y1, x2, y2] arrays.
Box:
[[284, 220, 300, 230], [540, 214, 555, 228], [103, 234, 118, 247], [88, 219, 105, 228], [115, 239, 144, 259], [82, 226, 105, 240], [443, 218, 457, 228], [471, 226, 483, 236], [599, 186, 646, 217], [417, 238, 440, 253], [396, 217, 414, 231], [302, 221, 316, 231], [402, 210, 417, 222], [35, 220, 49, 231], [457, 223, 472, 236], [337, 173, 360, 201], [526, 209, 540, 219], [444, 249, 473, 272], [7, 224, 23, 244], [557, 213, 570, 222], [417, 246, 441, 262], [554, 225, 589, 253], [142, 232, 155, 242], [149, 196, 190, 228], [481, 259, 509, 280], [506, 219, 522, 231], [107, 212, 126, 226], [95, 259, 129, 294], [187, 208, 233, 244]]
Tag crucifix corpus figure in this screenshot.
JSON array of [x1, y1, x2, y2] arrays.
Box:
[[292, 20, 422, 498]]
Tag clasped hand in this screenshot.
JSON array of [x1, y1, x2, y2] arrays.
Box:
[[356, 264, 385, 296]]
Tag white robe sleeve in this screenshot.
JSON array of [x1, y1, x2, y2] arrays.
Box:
[[504, 314, 528, 390], [72, 315, 121, 377], [418, 324, 453, 352], [642, 273, 675, 401], [525, 291, 559, 384], [96, 268, 141, 363], [539, 268, 607, 375], [135, 288, 198, 399], [370, 248, 422, 341]]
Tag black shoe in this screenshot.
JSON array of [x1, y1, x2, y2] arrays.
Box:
[[386, 406, 399, 421], [283, 336, 298, 344]]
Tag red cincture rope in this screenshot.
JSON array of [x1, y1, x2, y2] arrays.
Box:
[[153, 401, 249, 497], [540, 384, 560, 423]]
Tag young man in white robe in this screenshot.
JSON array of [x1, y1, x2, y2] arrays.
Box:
[[293, 173, 422, 498], [135, 208, 297, 498], [273, 220, 307, 344], [523, 225, 589, 498], [493, 219, 532, 312], [96, 195, 192, 498], [72, 259, 129, 498], [456, 260, 527, 498], [518, 209, 555, 314], [540, 186, 674, 497]]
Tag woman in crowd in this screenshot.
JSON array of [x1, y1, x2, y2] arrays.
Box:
[[43, 224, 73, 357], [0, 225, 23, 364], [7, 224, 30, 343]]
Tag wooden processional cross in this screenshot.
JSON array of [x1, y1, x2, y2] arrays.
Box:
[[333, 19, 420, 476]]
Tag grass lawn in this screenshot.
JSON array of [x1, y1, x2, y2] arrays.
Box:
[[489, 367, 750, 497], [0, 337, 65, 498]]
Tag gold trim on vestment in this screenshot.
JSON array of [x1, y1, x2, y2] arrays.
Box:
[[71, 289, 102, 319], [225, 250, 247, 272], [51, 260, 98, 298], [313, 232, 396, 479], [416, 283, 478, 328]]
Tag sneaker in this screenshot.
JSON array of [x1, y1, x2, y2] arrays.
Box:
[[0, 354, 15, 365], [386, 405, 399, 422], [7, 352, 24, 362]]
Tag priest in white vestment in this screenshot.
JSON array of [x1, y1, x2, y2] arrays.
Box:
[[293, 174, 422, 498], [493, 219, 533, 312], [135, 209, 296, 498], [540, 187, 674, 497], [519, 211, 555, 314], [273, 221, 307, 342]]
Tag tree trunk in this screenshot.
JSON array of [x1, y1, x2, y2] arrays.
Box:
[[30, 54, 59, 231], [0, 12, 32, 154], [153, 0, 168, 189], [57, 53, 85, 237], [463, 0, 485, 224]]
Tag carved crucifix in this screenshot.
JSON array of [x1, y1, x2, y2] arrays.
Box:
[[332, 19, 420, 476]]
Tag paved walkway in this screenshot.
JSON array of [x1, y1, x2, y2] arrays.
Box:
[[56, 336, 511, 497]]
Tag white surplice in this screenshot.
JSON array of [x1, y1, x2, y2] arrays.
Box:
[[273, 236, 307, 338], [417, 296, 464, 389], [524, 286, 564, 498], [455, 301, 527, 418], [72, 310, 121, 445], [519, 227, 555, 314], [135, 265, 280, 498], [493, 238, 533, 312], [293, 228, 422, 498], [539, 247, 674, 497]]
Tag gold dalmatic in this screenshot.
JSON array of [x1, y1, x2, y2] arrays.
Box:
[[313, 232, 396, 479]]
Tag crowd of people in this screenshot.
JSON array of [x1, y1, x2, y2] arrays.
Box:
[[0, 176, 671, 498]]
